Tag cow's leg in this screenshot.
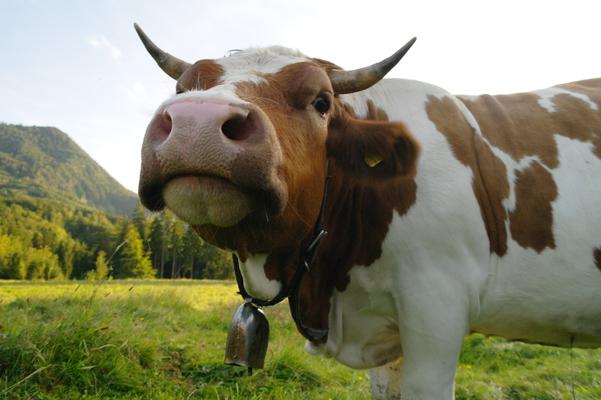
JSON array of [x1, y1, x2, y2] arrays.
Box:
[[368, 357, 403, 399], [396, 288, 469, 399], [398, 331, 463, 399]]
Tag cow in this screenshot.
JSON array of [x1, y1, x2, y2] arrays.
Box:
[[134, 23, 601, 399]]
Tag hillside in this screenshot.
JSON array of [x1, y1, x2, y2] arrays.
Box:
[[0, 123, 137, 216], [0, 122, 230, 281]]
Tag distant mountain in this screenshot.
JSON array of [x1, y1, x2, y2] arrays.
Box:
[[0, 123, 138, 216]]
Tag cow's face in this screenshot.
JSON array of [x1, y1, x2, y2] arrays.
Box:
[[137, 25, 419, 259]]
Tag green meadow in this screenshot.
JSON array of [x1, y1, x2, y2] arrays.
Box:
[[0, 280, 599, 399]]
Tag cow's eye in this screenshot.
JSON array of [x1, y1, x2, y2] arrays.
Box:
[[312, 95, 330, 115]]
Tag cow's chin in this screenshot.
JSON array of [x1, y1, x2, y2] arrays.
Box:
[[163, 176, 255, 227]]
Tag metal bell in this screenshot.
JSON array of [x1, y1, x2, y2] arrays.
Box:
[[224, 301, 270, 370]]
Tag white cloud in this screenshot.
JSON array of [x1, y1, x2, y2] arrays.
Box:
[[86, 35, 122, 60]]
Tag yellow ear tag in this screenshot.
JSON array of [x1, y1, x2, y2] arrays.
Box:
[[364, 153, 383, 168]]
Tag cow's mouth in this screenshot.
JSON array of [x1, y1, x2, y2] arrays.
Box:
[[163, 175, 257, 227]]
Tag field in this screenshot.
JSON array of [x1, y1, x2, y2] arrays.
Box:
[[0, 281, 599, 399]]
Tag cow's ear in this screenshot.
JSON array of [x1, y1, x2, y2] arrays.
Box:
[[327, 110, 419, 181]]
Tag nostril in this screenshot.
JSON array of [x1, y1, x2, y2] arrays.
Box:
[[160, 111, 173, 137], [222, 116, 248, 141], [222, 113, 255, 141], [150, 111, 173, 143]]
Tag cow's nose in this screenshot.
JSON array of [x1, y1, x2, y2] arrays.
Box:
[[148, 101, 260, 145]]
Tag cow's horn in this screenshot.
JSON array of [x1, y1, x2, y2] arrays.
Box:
[[134, 23, 191, 80], [329, 37, 417, 94]]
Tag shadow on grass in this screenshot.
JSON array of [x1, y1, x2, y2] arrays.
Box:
[[185, 358, 321, 386], [182, 358, 323, 400], [185, 363, 250, 384]]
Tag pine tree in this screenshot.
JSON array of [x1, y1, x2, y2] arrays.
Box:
[[148, 215, 166, 278], [161, 212, 175, 278], [115, 224, 155, 278], [57, 240, 75, 279], [25, 247, 62, 280], [203, 245, 232, 279], [169, 217, 186, 279], [87, 250, 109, 280], [0, 235, 26, 279], [131, 202, 150, 248], [182, 225, 203, 279]]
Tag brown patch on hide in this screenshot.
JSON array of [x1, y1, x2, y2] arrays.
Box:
[[509, 161, 558, 252], [460, 80, 601, 165], [356, 99, 417, 216], [366, 98, 389, 121], [328, 102, 420, 181], [460, 93, 559, 167], [177, 60, 224, 92], [557, 78, 601, 160], [559, 77, 601, 105], [263, 249, 299, 282], [593, 248, 601, 272], [426, 95, 510, 256]]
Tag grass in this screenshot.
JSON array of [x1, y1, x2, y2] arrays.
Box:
[[0, 280, 599, 399]]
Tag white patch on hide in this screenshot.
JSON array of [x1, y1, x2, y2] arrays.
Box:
[[218, 46, 308, 85], [536, 87, 599, 113], [239, 254, 281, 301]]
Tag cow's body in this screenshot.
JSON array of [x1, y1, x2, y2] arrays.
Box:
[[339, 77, 601, 347], [136, 27, 601, 399], [239, 78, 601, 398], [333, 79, 601, 398]]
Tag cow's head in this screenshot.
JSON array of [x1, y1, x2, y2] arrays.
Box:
[[136, 24, 419, 291]]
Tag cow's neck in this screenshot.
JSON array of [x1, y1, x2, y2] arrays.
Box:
[[242, 145, 416, 336], [238, 168, 415, 333], [236, 165, 413, 328], [295, 162, 417, 331]]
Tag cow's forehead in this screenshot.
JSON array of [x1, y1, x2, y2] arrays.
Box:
[[215, 46, 310, 84]]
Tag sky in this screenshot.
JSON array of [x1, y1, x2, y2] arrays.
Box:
[[1, 0, 600, 193]]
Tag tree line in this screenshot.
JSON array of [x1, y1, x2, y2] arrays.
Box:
[[0, 195, 231, 280]]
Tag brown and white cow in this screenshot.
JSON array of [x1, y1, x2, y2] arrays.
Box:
[[135, 24, 601, 399]]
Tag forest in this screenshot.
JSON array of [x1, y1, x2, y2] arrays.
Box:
[[0, 123, 231, 281], [0, 196, 231, 280]]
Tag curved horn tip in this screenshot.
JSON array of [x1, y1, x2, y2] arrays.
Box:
[[392, 36, 418, 61], [133, 23, 155, 52], [402, 37, 417, 53], [133, 22, 144, 38], [329, 36, 418, 94], [133, 23, 191, 80]]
